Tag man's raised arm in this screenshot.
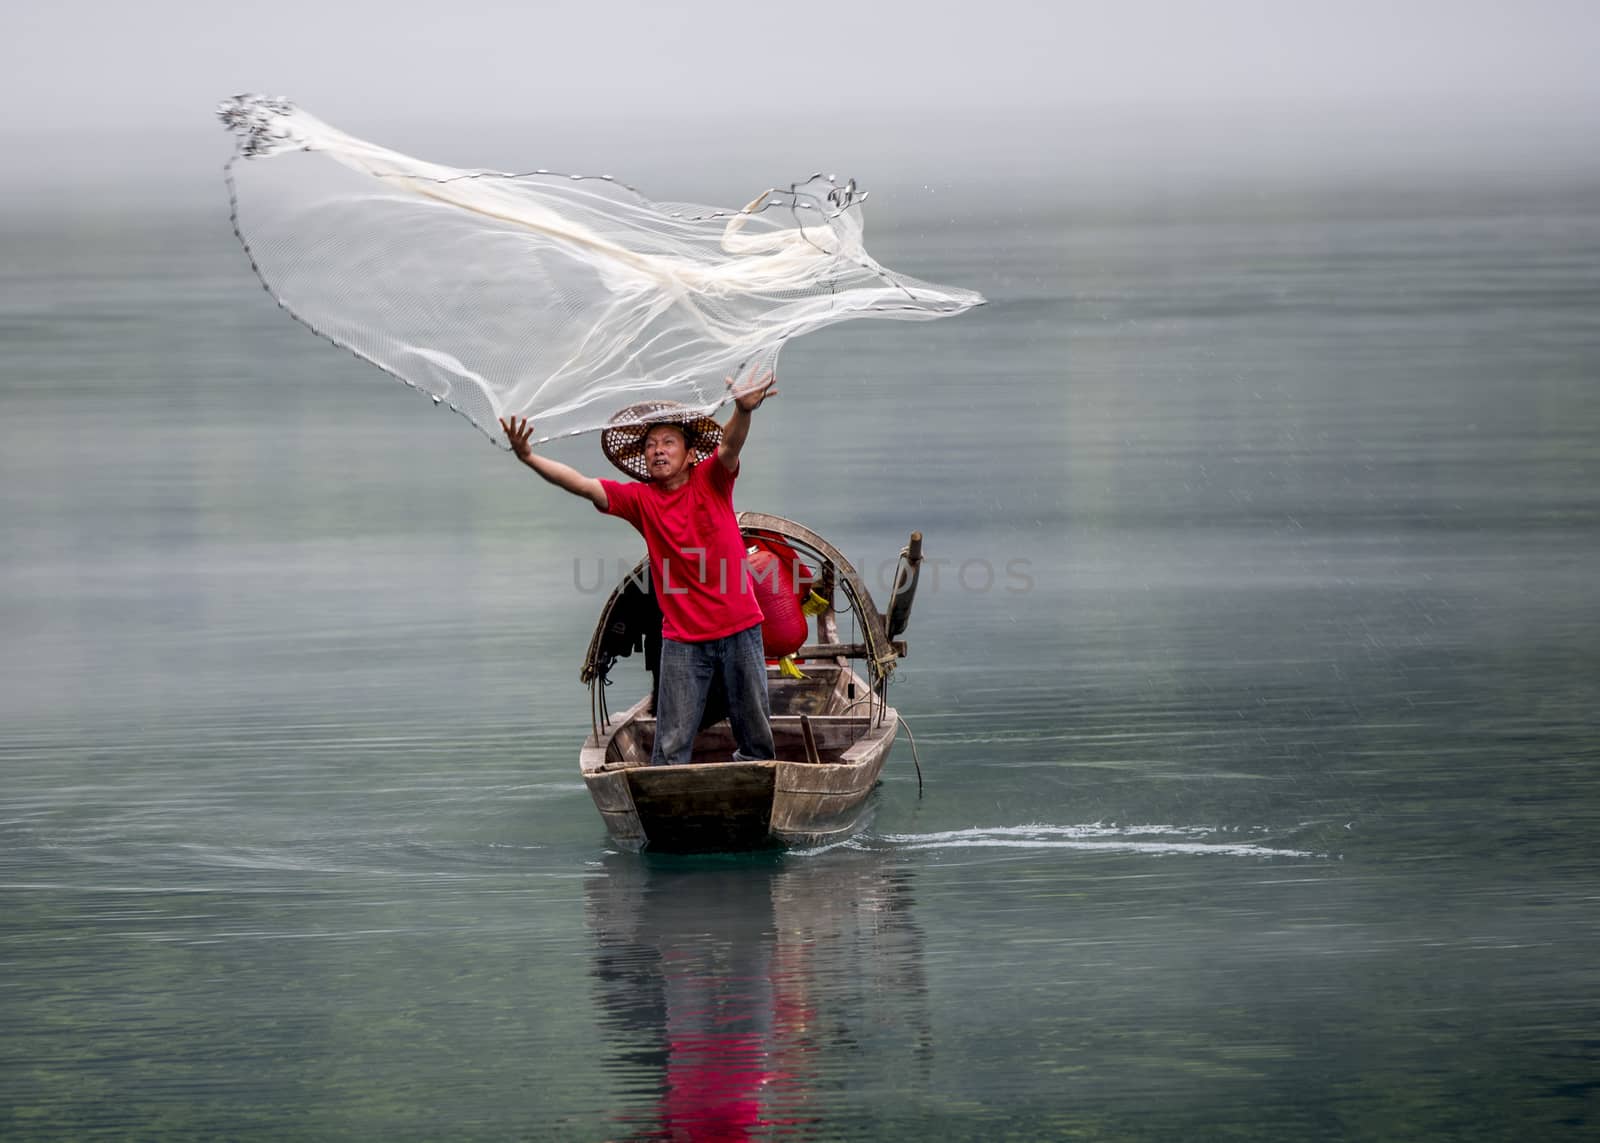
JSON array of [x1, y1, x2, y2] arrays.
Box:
[[501, 416, 608, 510], [718, 368, 779, 473]]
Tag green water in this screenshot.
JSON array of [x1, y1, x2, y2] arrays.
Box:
[[2, 179, 1598, 1138]]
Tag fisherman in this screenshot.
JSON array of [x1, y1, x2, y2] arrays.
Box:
[[499, 368, 780, 767]]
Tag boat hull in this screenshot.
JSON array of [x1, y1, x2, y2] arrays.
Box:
[[580, 674, 897, 852]]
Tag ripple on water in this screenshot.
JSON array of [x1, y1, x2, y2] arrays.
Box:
[[872, 822, 1323, 858]]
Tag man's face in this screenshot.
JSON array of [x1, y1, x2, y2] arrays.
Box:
[[644, 425, 690, 482]]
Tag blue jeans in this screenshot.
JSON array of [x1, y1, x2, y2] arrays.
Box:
[[652, 624, 775, 766]]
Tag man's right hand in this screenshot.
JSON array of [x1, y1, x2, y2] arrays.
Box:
[[500, 415, 534, 462], [498, 415, 608, 509]]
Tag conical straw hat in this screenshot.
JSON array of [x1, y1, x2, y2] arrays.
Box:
[[601, 400, 724, 480]]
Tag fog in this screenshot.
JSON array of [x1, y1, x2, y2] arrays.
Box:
[[4, 0, 1599, 212]]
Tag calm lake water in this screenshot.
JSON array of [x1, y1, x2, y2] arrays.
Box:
[[3, 172, 1599, 1139]]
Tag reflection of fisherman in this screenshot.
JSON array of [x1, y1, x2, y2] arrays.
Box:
[[585, 851, 931, 1137], [500, 366, 779, 766], [588, 862, 783, 1137]]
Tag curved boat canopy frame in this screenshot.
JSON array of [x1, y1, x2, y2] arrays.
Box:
[[579, 513, 914, 731]]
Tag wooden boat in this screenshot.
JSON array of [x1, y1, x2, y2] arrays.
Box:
[[579, 512, 923, 852]]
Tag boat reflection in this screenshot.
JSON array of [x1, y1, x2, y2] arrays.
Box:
[[585, 847, 929, 1140]]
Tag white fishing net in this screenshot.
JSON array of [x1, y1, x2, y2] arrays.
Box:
[[218, 95, 984, 445]]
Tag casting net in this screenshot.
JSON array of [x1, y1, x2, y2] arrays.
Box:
[[218, 95, 984, 445]]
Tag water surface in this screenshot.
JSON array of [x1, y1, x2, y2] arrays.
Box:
[[2, 179, 1598, 1139]]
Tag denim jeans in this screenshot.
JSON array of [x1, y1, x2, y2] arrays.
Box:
[[652, 623, 775, 766]]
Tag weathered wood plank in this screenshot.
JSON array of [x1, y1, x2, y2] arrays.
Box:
[[799, 715, 821, 766], [770, 790, 875, 834], [599, 808, 647, 848], [796, 641, 908, 659], [587, 771, 639, 813], [775, 759, 878, 797]]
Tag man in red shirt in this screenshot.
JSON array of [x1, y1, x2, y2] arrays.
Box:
[[500, 371, 779, 766]]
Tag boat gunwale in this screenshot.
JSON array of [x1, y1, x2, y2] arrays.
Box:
[[580, 683, 899, 779]]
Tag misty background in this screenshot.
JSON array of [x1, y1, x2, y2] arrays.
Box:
[[5, 0, 1599, 213]]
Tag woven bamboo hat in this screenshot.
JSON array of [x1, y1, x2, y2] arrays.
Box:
[[601, 400, 724, 480]]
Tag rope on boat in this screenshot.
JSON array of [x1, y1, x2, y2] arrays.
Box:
[[835, 693, 923, 797], [895, 712, 925, 798]]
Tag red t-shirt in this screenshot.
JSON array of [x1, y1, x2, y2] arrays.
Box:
[[598, 457, 764, 643]]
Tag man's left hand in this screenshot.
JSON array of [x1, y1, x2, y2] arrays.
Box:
[[728, 367, 779, 413]]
